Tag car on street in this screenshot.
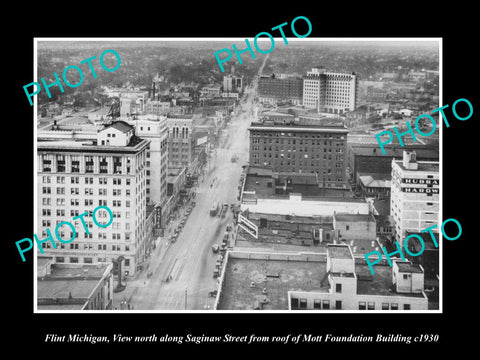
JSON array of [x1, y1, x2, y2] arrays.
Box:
[[208, 290, 218, 297], [212, 244, 219, 253]]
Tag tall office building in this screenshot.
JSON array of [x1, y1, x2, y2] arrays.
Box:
[[223, 74, 243, 93], [390, 151, 439, 242], [37, 121, 150, 277], [248, 119, 349, 189], [126, 116, 169, 207], [166, 115, 195, 169], [303, 67, 358, 114]]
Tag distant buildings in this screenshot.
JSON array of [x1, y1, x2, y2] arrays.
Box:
[[223, 74, 243, 93], [257, 74, 303, 105], [390, 151, 439, 243], [303, 67, 358, 114]]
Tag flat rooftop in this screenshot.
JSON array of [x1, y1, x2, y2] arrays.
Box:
[[217, 254, 426, 310], [244, 172, 355, 199], [249, 121, 348, 133], [327, 245, 353, 259], [334, 213, 375, 222], [350, 145, 439, 159], [394, 160, 439, 173]]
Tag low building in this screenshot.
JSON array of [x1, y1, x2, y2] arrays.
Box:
[[288, 245, 428, 311], [357, 172, 391, 197], [215, 244, 430, 311], [333, 213, 376, 242], [37, 257, 114, 311], [240, 167, 368, 217]]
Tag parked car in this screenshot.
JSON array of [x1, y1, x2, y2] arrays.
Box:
[[212, 244, 219, 253]]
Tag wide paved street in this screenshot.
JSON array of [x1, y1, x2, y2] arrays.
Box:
[[114, 57, 268, 310]]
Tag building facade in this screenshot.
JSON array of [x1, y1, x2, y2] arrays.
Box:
[[166, 115, 195, 169], [390, 151, 440, 243], [258, 75, 303, 104], [288, 244, 428, 310], [37, 121, 150, 277], [248, 120, 349, 188], [37, 257, 114, 311], [126, 116, 169, 208], [303, 67, 358, 114]]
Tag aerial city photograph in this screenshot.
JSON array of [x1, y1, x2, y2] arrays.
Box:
[[33, 38, 440, 312]]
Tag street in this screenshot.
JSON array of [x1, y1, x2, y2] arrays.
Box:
[[114, 56, 268, 310]]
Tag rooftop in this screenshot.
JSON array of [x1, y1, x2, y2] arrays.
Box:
[[396, 261, 424, 274], [327, 244, 353, 259], [244, 169, 355, 200], [104, 120, 133, 133], [394, 160, 439, 173], [334, 213, 376, 223], [217, 252, 426, 310], [350, 144, 439, 159], [358, 173, 392, 188], [249, 121, 348, 133]]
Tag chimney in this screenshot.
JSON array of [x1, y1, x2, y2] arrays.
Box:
[[402, 150, 418, 170]]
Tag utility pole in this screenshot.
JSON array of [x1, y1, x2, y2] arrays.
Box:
[[184, 286, 188, 310]]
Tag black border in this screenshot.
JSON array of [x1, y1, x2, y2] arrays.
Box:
[[7, 4, 477, 353]]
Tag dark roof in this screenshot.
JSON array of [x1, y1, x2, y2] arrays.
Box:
[[105, 121, 133, 133]]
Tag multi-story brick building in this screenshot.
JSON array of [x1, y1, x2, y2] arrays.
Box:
[[248, 119, 349, 189]]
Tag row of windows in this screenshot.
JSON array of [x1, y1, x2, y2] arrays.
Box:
[[251, 151, 344, 161], [42, 187, 132, 196], [291, 298, 411, 310], [42, 209, 129, 219], [251, 133, 346, 140], [41, 176, 133, 186], [55, 256, 131, 267], [41, 198, 132, 207], [39, 231, 132, 243]]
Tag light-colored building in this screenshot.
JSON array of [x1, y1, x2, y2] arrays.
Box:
[[144, 100, 171, 116], [215, 244, 429, 310], [390, 151, 439, 243], [37, 121, 150, 277], [303, 67, 358, 115], [333, 213, 377, 242], [223, 74, 243, 93], [288, 244, 428, 310], [126, 116, 169, 208], [37, 257, 114, 311]]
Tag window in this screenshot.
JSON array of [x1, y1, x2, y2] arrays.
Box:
[[359, 301, 366, 310], [322, 300, 330, 309], [291, 298, 299, 309], [313, 299, 321, 309], [70, 257, 79, 263], [336, 283, 342, 293], [403, 274, 409, 280], [382, 303, 389, 310], [403, 304, 411, 310], [391, 303, 398, 310], [299, 299, 307, 309], [335, 301, 342, 310], [367, 302, 375, 310]]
